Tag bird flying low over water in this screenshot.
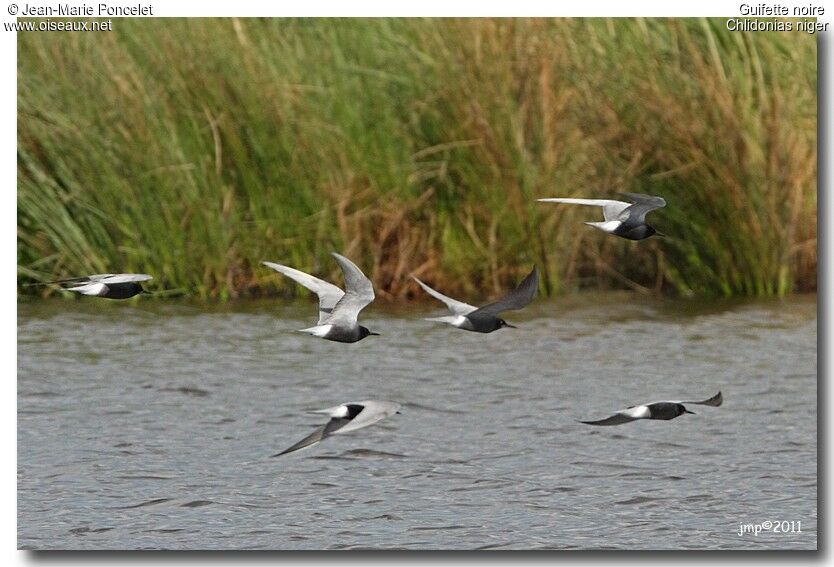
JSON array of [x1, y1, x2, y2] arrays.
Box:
[[26, 273, 153, 299], [580, 391, 723, 426], [262, 253, 378, 343], [538, 192, 667, 240], [412, 266, 538, 333], [273, 400, 402, 456]]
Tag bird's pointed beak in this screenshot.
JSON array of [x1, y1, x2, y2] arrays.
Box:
[[684, 409, 696, 415], [505, 323, 518, 329], [655, 231, 667, 238], [140, 290, 153, 295], [369, 331, 381, 336]]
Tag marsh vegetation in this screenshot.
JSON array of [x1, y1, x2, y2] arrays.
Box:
[[17, 18, 816, 300]]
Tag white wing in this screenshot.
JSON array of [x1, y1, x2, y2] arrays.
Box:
[[324, 253, 375, 326], [333, 400, 401, 435], [621, 405, 651, 419], [262, 261, 345, 324], [411, 276, 477, 315], [309, 404, 351, 418], [91, 273, 153, 284], [538, 198, 631, 222], [66, 282, 107, 296]]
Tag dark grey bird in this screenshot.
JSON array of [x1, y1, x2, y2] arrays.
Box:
[[538, 192, 667, 240], [262, 253, 378, 343], [26, 273, 153, 299], [412, 266, 538, 333], [580, 391, 723, 426], [273, 400, 402, 456]]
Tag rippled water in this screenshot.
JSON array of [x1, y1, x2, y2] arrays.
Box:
[[17, 294, 817, 550]]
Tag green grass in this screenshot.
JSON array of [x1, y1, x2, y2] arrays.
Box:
[[17, 18, 817, 300]]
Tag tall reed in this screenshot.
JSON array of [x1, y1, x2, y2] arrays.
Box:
[[17, 18, 816, 299]]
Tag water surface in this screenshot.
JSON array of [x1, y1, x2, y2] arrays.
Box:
[[17, 294, 817, 549]]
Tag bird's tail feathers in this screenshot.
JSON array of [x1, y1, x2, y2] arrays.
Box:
[[423, 315, 463, 326], [297, 324, 333, 337], [22, 277, 88, 287], [584, 221, 608, 230]]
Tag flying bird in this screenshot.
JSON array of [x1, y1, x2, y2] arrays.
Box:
[[26, 273, 153, 299], [412, 266, 538, 333], [273, 400, 402, 456], [262, 253, 378, 343], [580, 391, 723, 426], [538, 192, 666, 240]]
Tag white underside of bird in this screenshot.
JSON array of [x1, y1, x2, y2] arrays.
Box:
[[423, 315, 469, 327], [584, 220, 623, 233], [298, 324, 334, 337], [621, 405, 651, 419], [65, 282, 107, 296]]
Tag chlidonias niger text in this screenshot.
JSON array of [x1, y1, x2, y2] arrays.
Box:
[[538, 192, 666, 240], [262, 252, 379, 343], [412, 266, 538, 333], [580, 391, 723, 426], [26, 273, 153, 299], [273, 400, 402, 456]]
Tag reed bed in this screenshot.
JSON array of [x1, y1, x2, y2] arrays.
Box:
[[17, 18, 817, 300]]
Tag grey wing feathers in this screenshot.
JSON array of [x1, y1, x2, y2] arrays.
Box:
[[683, 391, 723, 407], [70, 273, 113, 282], [272, 424, 327, 456], [619, 192, 667, 208], [262, 261, 345, 324], [23, 275, 94, 286], [325, 253, 375, 325], [579, 413, 638, 426], [469, 266, 538, 317], [94, 274, 153, 284], [618, 193, 666, 223], [272, 418, 351, 457], [26, 273, 150, 286], [538, 198, 631, 221], [334, 400, 400, 434], [411, 276, 477, 315], [331, 253, 374, 301]]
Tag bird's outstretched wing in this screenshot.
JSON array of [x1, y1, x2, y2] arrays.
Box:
[[262, 261, 345, 324], [617, 193, 667, 223], [579, 413, 639, 426], [680, 391, 723, 407], [91, 274, 153, 284], [468, 267, 538, 317], [411, 276, 477, 315], [65, 282, 108, 295], [581, 403, 651, 426], [538, 198, 631, 222], [271, 417, 351, 457], [325, 253, 375, 326], [334, 400, 400, 434], [24, 273, 151, 286]]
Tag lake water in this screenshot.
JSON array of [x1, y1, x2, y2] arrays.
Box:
[[17, 294, 817, 550]]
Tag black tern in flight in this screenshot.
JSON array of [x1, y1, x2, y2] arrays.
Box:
[[580, 391, 723, 426], [273, 400, 402, 456], [26, 273, 153, 299], [538, 192, 667, 240], [412, 266, 538, 333], [262, 253, 378, 343]]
